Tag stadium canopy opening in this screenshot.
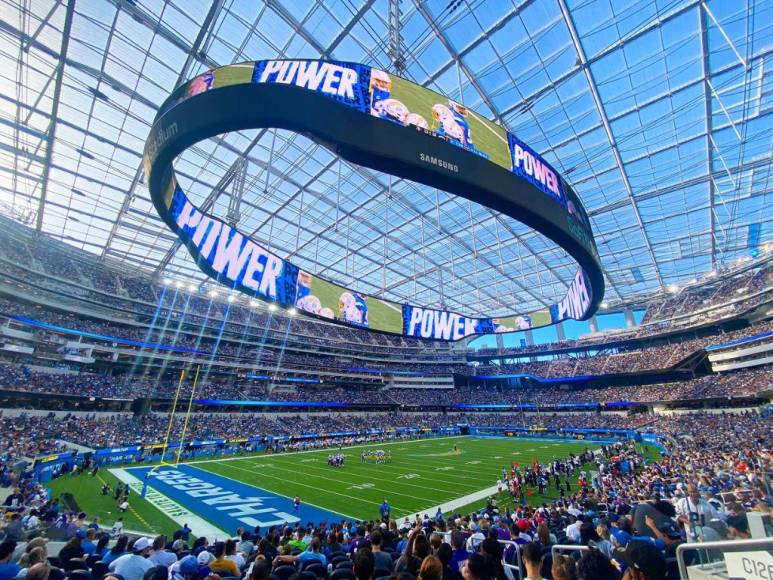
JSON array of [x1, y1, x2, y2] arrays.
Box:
[[1, 0, 771, 322]]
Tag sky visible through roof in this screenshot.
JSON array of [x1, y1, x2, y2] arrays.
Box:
[[0, 0, 770, 326]]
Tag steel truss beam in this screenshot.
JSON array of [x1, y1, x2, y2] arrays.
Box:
[[35, 0, 75, 231], [558, 0, 664, 291]]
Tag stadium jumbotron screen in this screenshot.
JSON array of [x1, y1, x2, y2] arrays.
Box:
[[144, 60, 604, 341]]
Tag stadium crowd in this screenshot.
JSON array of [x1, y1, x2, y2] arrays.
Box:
[[2, 294, 771, 384], [1, 219, 771, 375], [0, 362, 769, 406], [0, 411, 769, 580], [0, 411, 647, 465]]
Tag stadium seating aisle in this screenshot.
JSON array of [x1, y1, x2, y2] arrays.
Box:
[[0, 412, 769, 580]]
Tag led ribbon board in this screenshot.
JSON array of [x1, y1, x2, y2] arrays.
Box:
[[144, 60, 604, 341]]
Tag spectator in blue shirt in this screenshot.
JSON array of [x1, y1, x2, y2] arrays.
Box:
[[81, 529, 97, 556], [449, 531, 469, 574], [272, 537, 326, 567], [0, 541, 21, 580]]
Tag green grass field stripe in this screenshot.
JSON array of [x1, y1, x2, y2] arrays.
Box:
[[183, 436, 467, 466], [46, 437, 628, 526], [245, 455, 492, 494], [239, 459, 480, 497], [46, 471, 183, 538], [225, 458, 443, 504], [199, 460, 409, 514]]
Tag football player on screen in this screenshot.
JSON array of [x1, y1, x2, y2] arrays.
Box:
[[406, 113, 429, 129], [186, 70, 214, 98], [376, 99, 409, 124], [296, 271, 312, 302], [431, 104, 465, 147], [492, 320, 514, 333], [297, 295, 322, 315], [353, 293, 369, 327], [338, 291, 369, 327], [369, 69, 392, 116], [448, 100, 474, 149]]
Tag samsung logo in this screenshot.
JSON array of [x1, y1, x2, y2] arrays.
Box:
[[419, 153, 458, 173]]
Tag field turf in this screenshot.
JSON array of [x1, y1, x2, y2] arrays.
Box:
[[309, 276, 403, 333], [45, 436, 658, 536], [46, 467, 183, 538], [389, 75, 512, 171]]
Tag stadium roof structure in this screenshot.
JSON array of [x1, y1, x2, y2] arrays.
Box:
[[0, 0, 771, 318]]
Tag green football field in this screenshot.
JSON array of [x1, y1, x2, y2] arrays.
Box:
[[309, 275, 403, 333], [46, 435, 634, 538], [389, 74, 512, 171]]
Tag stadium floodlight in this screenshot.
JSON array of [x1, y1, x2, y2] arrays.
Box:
[[600, 302, 608, 309], [227, 295, 236, 303], [268, 304, 277, 312], [188, 283, 197, 291], [668, 284, 679, 293], [288, 307, 297, 315], [175, 280, 184, 288], [208, 289, 218, 298], [163, 277, 172, 285], [144, 59, 604, 341]]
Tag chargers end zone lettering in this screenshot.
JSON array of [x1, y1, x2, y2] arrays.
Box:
[[129, 464, 346, 530]]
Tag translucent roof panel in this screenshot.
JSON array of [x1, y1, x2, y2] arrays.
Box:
[[0, 0, 771, 317]]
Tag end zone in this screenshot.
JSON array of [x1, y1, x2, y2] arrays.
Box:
[[120, 464, 347, 535]]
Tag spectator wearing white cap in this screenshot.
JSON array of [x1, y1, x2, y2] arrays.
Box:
[[676, 484, 720, 542], [108, 537, 154, 580]]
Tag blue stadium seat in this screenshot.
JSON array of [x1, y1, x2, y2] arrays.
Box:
[[63, 559, 88, 572], [273, 565, 297, 580], [90, 562, 109, 578], [67, 570, 92, 580], [303, 562, 327, 579], [329, 569, 355, 580]]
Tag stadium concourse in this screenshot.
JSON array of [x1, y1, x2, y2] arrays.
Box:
[[2, 1, 773, 580]]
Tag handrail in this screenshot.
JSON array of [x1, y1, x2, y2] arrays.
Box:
[[550, 544, 590, 560], [498, 539, 523, 580], [676, 537, 773, 579]]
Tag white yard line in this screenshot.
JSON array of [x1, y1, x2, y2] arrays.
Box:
[[394, 483, 501, 520], [181, 435, 466, 466], [109, 468, 229, 540], [377, 299, 401, 312], [469, 111, 508, 143]]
